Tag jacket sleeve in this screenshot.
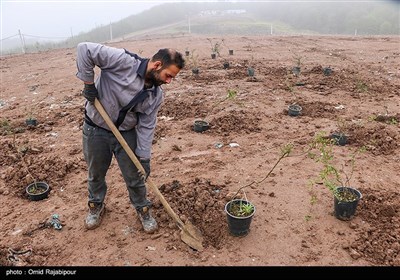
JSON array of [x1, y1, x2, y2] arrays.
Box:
[[134, 94, 164, 159], [75, 42, 126, 83]]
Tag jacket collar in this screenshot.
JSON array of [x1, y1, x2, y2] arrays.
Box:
[[137, 59, 149, 79]]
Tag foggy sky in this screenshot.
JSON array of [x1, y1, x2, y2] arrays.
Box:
[[1, 1, 160, 39], [1, 0, 396, 41]]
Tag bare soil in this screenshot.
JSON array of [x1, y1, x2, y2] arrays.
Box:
[[1, 35, 399, 267]]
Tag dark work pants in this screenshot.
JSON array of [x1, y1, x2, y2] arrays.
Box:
[[82, 122, 151, 210]]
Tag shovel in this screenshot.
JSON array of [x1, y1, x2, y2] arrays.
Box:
[[93, 99, 204, 251]]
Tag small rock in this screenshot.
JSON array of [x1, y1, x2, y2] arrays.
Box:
[[349, 248, 362, 260], [349, 222, 358, 229], [150, 233, 162, 240]]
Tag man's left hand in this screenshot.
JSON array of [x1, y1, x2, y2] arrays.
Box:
[[138, 158, 150, 181]]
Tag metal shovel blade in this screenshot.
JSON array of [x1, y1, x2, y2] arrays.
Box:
[[180, 220, 204, 251]]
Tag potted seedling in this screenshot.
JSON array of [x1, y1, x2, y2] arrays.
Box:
[[330, 118, 349, 146], [285, 78, 302, 117], [193, 120, 210, 132], [207, 38, 222, 59], [288, 104, 302, 117], [225, 197, 256, 237], [26, 181, 50, 201], [22, 156, 49, 201], [23, 161, 49, 201], [225, 144, 293, 236], [323, 66, 333, 76], [309, 133, 364, 221], [11, 133, 50, 200], [247, 55, 255, 77], [193, 89, 238, 133], [223, 61, 230, 69], [292, 54, 302, 76], [222, 39, 234, 55], [25, 105, 38, 126], [189, 49, 200, 75]]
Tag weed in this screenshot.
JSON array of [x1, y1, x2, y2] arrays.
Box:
[[309, 132, 365, 202]]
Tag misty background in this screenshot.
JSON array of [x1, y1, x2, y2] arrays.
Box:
[[1, 0, 399, 55]]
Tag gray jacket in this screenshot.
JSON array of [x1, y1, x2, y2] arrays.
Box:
[[76, 42, 163, 158]]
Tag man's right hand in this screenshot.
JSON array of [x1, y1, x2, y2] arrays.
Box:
[[82, 83, 98, 102]]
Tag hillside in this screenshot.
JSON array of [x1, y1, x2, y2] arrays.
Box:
[[2, 1, 398, 55]]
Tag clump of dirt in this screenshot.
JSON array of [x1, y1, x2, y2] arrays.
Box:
[[348, 122, 399, 155], [349, 187, 400, 265], [299, 101, 343, 118], [209, 110, 262, 135], [153, 178, 230, 249], [159, 98, 208, 119]]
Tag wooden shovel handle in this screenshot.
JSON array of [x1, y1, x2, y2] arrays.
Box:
[[93, 99, 185, 229]]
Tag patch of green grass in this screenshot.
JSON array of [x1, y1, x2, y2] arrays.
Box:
[[356, 80, 369, 92]]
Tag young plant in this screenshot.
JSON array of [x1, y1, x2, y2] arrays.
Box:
[[207, 38, 222, 56], [309, 132, 365, 202], [331, 118, 349, 145], [247, 55, 255, 77], [26, 105, 37, 121], [222, 39, 233, 55], [189, 49, 199, 74], [203, 89, 238, 122], [294, 54, 302, 68], [11, 134, 39, 192], [229, 200, 254, 217], [292, 54, 302, 76], [228, 143, 293, 209], [284, 77, 302, 116]]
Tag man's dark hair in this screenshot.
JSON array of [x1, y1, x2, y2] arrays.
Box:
[[152, 48, 185, 69]]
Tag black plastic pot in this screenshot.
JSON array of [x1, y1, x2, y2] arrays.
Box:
[[292, 66, 301, 76], [193, 120, 209, 132], [288, 104, 302, 117], [331, 132, 348, 146], [334, 187, 362, 221], [185, 50, 190, 56], [229, 49, 234, 55], [25, 119, 38, 126], [247, 67, 255, 77], [192, 68, 199, 75], [211, 53, 216, 59], [225, 199, 256, 237], [223, 62, 230, 69], [323, 67, 332, 76], [26, 182, 50, 201]]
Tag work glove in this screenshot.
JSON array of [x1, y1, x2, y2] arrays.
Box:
[[82, 83, 98, 102], [138, 158, 151, 182]]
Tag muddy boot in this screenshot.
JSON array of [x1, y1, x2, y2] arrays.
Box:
[[85, 202, 105, 230], [136, 206, 158, 234]]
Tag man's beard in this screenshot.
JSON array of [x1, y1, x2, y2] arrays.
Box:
[[146, 69, 164, 87]]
